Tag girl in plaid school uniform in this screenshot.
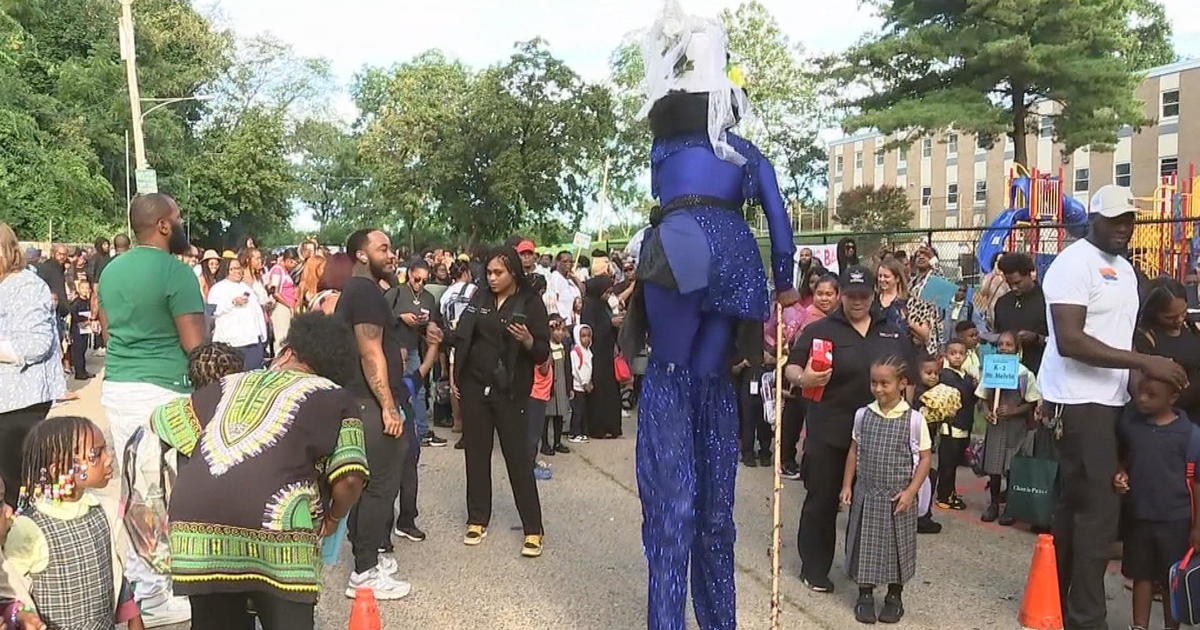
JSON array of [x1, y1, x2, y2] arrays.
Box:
[[3, 417, 142, 630], [840, 356, 933, 625]]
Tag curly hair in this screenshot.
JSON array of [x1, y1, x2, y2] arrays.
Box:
[[284, 312, 358, 386], [188, 342, 245, 389]]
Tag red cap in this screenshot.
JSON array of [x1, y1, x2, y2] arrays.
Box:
[[516, 240, 536, 254]]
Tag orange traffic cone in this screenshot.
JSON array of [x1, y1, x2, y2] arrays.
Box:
[[348, 587, 382, 630], [1019, 533, 1064, 630]]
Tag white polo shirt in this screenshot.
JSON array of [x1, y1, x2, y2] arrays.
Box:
[[1039, 238, 1138, 406]]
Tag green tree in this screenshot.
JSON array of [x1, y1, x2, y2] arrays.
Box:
[[835, 185, 912, 233], [291, 119, 367, 227], [833, 0, 1176, 166]]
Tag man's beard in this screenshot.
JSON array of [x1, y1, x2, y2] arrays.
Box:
[[368, 258, 392, 282], [168, 220, 190, 255]]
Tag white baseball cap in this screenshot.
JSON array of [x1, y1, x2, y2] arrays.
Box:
[[1088, 184, 1138, 218]]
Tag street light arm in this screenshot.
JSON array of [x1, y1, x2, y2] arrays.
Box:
[[139, 95, 213, 121]]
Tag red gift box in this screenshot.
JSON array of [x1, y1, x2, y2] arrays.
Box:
[[802, 338, 833, 402]]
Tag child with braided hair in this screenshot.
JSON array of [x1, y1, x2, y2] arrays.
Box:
[[186, 341, 246, 389], [3, 416, 141, 629]]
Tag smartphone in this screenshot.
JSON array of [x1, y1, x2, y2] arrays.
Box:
[[512, 312, 528, 326]]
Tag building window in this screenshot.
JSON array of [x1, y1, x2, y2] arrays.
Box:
[[1161, 157, 1179, 178], [947, 183, 959, 209], [1115, 162, 1132, 187], [875, 150, 884, 167], [835, 155, 843, 175], [1074, 167, 1089, 192], [975, 180, 988, 205], [976, 135, 990, 151], [921, 138, 932, 158], [898, 149, 907, 169], [1162, 90, 1180, 119], [1039, 115, 1053, 138], [947, 133, 958, 156], [921, 186, 932, 208], [855, 151, 863, 170]]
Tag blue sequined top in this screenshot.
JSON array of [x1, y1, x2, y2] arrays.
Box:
[[651, 132, 795, 291]]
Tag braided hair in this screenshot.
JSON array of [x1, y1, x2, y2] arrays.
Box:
[[187, 342, 245, 389], [871, 354, 912, 384], [18, 416, 99, 511]]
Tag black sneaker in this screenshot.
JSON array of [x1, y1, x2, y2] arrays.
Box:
[[741, 453, 758, 468], [779, 463, 802, 481], [454, 439, 465, 450], [878, 594, 904, 623], [757, 451, 773, 467], [981, 503, 1000, 523], [393, 526, 426, 542], [554, 444, 571, 454], [801, 575, 834, 593], [855, 591, 877, 624], [425, 431, 448, 447], [998, 512, 1016, 527], [540, 444, 555, 456], [917, 515, 942, 534]]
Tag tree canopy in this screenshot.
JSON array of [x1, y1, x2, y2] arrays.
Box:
[[832, 0, 1176, 166], [835, 185, 912, 233]]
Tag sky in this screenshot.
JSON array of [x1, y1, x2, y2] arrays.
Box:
[[206, 0, 1200, 230]]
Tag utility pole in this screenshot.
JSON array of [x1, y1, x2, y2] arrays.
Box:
[[118, 0, 148, 170]]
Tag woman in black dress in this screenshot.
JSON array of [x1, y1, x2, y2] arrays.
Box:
[[582, 276, 622, 438]]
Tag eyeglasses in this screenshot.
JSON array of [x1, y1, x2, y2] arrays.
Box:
[[549, 323, 562, 329]]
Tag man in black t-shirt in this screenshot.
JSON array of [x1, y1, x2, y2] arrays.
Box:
[[335, 228, 413, 601], [994, 253, 1048, 374]]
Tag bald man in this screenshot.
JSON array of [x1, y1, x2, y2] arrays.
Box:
[[96, 193, 202, 626]]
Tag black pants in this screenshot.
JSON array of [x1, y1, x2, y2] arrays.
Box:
[[392, 406, 421, 534], [570, 393, 588, 437], [1052, 403, 1121, 630], [347, 397, 409, 573], [461, 381, 543, 534], [189, 592, 312, 630], [737, 367, 771, 457], [69, 330, 89, 377], [527, 399, 547, 463], [798, 438, 849, 581], [936, 435, 968, 503], [780, 398, 806, 468], [0, 401, 53, 507], [543, 415, 565, 450]]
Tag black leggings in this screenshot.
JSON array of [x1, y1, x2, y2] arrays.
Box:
[[543, 415, 565, 450], [189, 592, 313, 630]]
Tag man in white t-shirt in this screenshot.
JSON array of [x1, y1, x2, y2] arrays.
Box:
[[1040, 184, 1187, 630]]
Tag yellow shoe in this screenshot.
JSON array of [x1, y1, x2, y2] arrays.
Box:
[[464, 524, 487, 546], [521, 534, 543, 558]]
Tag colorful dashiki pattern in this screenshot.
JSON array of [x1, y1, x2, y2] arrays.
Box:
[[151, 369, 368, 603]]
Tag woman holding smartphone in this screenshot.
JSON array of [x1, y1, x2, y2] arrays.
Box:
[[451, 246, 550, 557], [207, 257, 268, 369]]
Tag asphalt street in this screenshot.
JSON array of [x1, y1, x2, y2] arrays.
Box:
[[56, 356, 1142, 629]]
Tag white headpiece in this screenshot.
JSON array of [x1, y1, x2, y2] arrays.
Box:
[[637, 0, 751, 166]]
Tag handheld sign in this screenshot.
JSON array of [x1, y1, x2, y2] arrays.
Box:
[[918, 275, 958, 310], [982, 353, 1020, 414], [573, 231, 592, 251]]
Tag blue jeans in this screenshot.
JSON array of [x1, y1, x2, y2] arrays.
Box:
[[405, 348, 429, 438]]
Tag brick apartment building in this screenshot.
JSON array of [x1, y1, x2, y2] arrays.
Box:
[[826, 58, 1200, 229]]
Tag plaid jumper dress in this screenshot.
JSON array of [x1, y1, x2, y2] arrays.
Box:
[[845, 406, 919, 586], [27, 505, 115, 630]]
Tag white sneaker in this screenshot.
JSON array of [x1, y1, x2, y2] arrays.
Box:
[[141, 595, 192, 628], [346, 567, 411, 600], [377, 554, 399, 576]]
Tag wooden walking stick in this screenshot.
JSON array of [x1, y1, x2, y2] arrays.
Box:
[[770, 302, 786, 630]]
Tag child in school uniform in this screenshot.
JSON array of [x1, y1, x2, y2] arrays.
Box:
[[0, 476, 44, 630], [840, 355, 932, 625], [568, 324, 594, 443], [538, 314, 573, 455], [933, 340, 977, 510], [975, 330, 1041, 525], [911, 355, 946, 534], [67, 279, 95, 380], [1114, 374, 1200, 630], [4, 416, 143, 630]]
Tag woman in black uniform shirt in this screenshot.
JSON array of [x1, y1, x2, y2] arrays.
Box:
[[452, 247, 550, 557], [785, 265, 923, 592], [1134, 277, 1200, 421]]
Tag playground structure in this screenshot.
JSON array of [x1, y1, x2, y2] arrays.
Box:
[[977, 163, 1200, 281]]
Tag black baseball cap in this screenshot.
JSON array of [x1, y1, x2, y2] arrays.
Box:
[[840, 265, 875, 295]]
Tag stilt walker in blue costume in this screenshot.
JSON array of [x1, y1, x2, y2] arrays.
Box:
[[619, 3, 799, 629]]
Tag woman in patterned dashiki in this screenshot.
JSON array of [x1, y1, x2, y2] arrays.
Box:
[[618, 4, 797, 628], [4, 416, 129, 630], [149, 313, 368, 630], [840, 356, 932, 625]]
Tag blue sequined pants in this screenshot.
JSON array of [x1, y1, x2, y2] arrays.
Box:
[[638, 283, 740, 630]]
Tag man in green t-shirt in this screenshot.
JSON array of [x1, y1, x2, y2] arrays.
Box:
[[98, 193, 205, 628]]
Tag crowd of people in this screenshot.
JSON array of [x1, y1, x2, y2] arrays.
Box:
[[0, 182, 1198, 629]]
